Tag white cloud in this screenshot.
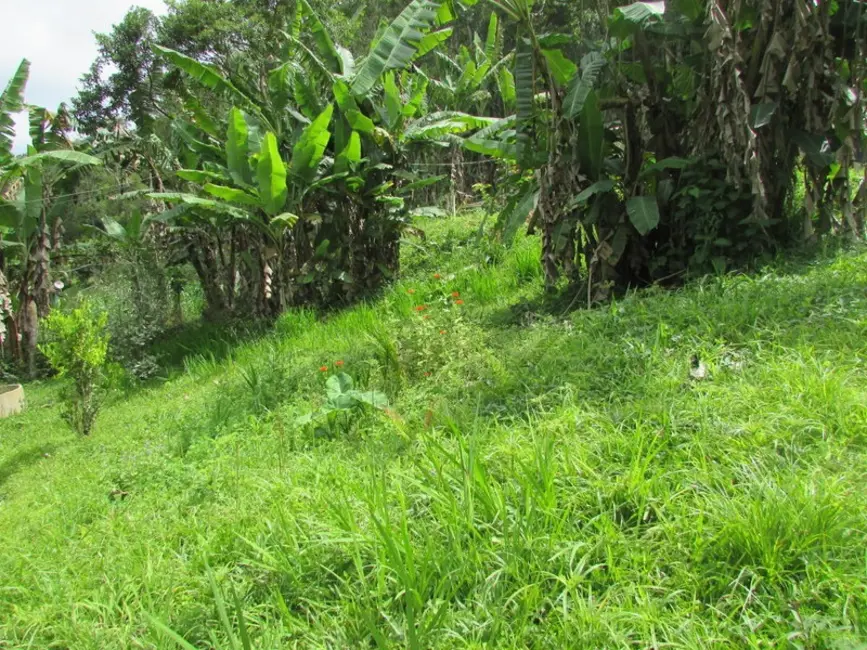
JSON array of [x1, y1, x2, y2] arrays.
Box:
[[2, 0, 167, 152]]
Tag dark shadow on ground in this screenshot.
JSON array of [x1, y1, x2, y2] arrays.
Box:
[[0, 444, 61, 489], [149, 318, 271, 376]]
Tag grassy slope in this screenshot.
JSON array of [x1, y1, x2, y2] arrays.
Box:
[[1, 215, 866, 649]]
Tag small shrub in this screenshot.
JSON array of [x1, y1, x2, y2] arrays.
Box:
[[40, 303, 110, 435], [395, 294, 477, 379], [86, 249, 174, 380], [297, 372, 387, 438]]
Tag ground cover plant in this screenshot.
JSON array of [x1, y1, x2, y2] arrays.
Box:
[[1, 213, 865, 648]]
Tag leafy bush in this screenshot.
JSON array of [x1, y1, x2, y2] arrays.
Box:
[[40, 302, 110, 435]]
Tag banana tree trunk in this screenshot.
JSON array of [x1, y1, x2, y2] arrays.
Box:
[[19, 297, 38, 379], [188, 233, 229, 320], [33, 205, 51, 318]]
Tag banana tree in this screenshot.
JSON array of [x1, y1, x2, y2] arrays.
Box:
[[424, 11, 514, 208], [0, 67, 102, 373], [148, 0, 490, 316]]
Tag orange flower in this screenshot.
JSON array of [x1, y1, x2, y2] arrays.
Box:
[[319, 365, 328, 372], [451, 291, 460, 298], [407, 289, 416, 295], [335, 360, 344, 367], [433, 273, 442, 279], [439, 330, 447, 335], [415, 305, 427, 312], [455, 299, 464, 305]]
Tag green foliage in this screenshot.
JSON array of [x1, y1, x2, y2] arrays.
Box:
[[0, 58, 30, 166], [88, 215, 174, 379], [3, 215, 866, 647], [470, 0, 866, 297], [297, 371, 387, 436], [350, 0, 443, 97], [39, 303, 110, 435]]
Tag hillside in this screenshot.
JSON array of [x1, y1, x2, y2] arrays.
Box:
[[1, 216, 866, 648]]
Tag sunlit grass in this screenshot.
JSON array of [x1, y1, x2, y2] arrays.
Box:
[[1, 213, 866, 648]]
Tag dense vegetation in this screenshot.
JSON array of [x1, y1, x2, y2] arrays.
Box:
[[0, 0, 866, 646], [2, 217, 867, 647]]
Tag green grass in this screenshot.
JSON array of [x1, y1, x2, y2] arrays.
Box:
[[2, 213, 867, 648]]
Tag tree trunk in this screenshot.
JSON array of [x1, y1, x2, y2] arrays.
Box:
[[188, 234, 228, 320], [33, 205, 52, 318]]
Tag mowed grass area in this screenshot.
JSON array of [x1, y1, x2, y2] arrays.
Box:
[[1, 214, 866, 649]]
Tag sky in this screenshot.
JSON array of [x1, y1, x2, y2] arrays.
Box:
[[2, 0, 167, 151]]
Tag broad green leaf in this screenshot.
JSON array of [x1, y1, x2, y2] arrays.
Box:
[[286, 33, 337, 80], [626, 195, 660, 235], [100, 216, 127, 240], [334, 80, 376, 134], [177, 169, 229, 183], [402, 77, 428, 117], [268, 63, 292, 118], [270, 213, 299, 229], [306, 173, 349, 193], [563, 52, 605, 118], [537, 33, 576, 48], [396, 174, 447, 194], [181, 92, 221, 139], [28, 106, 49, 149], [147, 193, 250, 221], [257, 132, 288, 216], [350, 0, 443, 97], [23, 159, 42, 226], [290, 104, 334, 184], [484, 12, 499, 62], [0, 58, 29, 165], [351, 389, 388, 408], [569, 179, 615, 207], [414, 28, 454, 60], [639, 157, 691, 176], [16, 150, 102, 168], [300, 0, 342, 73], [326, 373, 354, 399], [577, 91, 604, 179], [611, 1, 666, 38], [172, 119, 223, 158], [226, 107, 251, 186], [749, 102, 777, 129], [294, 73, 322, 119], [0, 198, 21, 229], [498, 188, 539, 242], [404, 112, 496, 141], [792, 132, 835, 168], [337, 47, 356, 77], [375, 195, 404, 208], [335, 131, 362, 175], [152, 45, 268, 128], [464, 116, 518, 160], [496, 67, 516, 109], [435, 0, 455, 24], [383, 73, 403, 129], [456, 59, 478, 95], [542, 49, 577, 86], [618, 1, 666, 23], [203, 184, 261, 207]]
